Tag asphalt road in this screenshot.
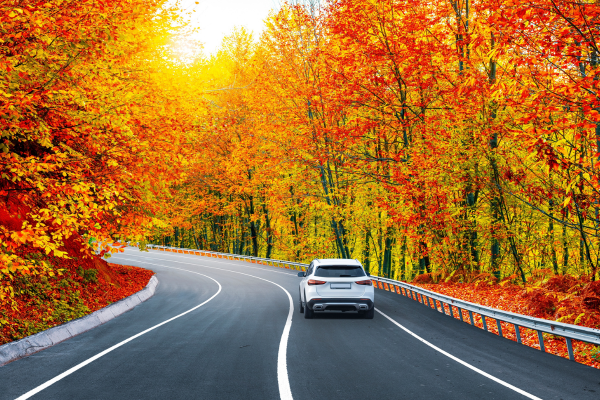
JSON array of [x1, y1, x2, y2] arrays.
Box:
[[1, 248, 599, 399]]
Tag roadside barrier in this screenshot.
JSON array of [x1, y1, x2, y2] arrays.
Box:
[[144, 244, 600, 362]]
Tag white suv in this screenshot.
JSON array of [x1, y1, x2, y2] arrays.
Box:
[[298, 259, 375, 319]]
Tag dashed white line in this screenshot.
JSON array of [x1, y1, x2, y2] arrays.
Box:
[[15, 267, 221, 400]]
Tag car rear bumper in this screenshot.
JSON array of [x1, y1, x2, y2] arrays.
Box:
[[306, 298, 374, 312]]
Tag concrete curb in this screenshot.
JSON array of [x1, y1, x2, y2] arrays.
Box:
[[0, 275, 159, 367]]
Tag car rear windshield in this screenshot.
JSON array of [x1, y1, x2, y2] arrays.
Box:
[[314, 266, 365, 277]]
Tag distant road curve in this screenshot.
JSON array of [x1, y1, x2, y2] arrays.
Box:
[[1, 248, 599, 400]]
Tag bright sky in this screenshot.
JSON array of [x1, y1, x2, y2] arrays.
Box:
[[175, 0, 282, 56]]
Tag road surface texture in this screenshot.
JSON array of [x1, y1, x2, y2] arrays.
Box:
[[1, 248, 599, 399]]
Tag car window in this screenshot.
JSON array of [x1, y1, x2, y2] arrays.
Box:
[[314, 266, 365, 277]]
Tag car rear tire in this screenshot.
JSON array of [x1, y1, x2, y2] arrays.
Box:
[[363, 307, 374, 319], [304, 295, 314, 319], [304, 307, 314, 319]]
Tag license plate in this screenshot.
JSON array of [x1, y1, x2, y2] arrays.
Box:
[[330, 283, 351, 289]]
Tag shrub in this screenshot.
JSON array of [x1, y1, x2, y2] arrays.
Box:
[[77, 267, 98, 283]]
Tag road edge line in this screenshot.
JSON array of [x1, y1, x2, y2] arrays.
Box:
[[0, 276, 159, 367], [14, 267, 221, 400], [375, 308, 543, 400]]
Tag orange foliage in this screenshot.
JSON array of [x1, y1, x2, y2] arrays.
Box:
[[154, 0, 600, 294], [1, 0, 190, 307], [3, 0, 600, 363]]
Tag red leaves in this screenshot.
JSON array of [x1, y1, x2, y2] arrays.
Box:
[[0, 0, 193, 291], [542, 275, 580, 293], [521, 289, 557, 318], [583, 297, 600, 312], [0, 248, 153, 346]]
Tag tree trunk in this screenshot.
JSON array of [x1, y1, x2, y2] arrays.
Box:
[[549, 199, 559, 274], [264, 205, 273, 259], [363, 229, 371, 275]]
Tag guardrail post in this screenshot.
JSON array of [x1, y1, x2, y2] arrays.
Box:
[[449, 304, 454, 318], [496, 320, 503, 337], [426, 296, 431, 308], [566, 337, 575, 361], [441, 302, 446, 315], [537, 330, 545, 352], [458, 307, 464, 322], [514, 324, 522, 344], [482, 315, 488, 331]]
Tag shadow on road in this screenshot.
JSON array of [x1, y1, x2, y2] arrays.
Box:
[[310, 312, 368, 319]]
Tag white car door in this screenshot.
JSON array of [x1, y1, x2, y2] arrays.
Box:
[[300, 262, 313, 301]]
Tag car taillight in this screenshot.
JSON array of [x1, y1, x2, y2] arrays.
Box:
[[308, 279, 327, 285], [355, 280, 373, 286]]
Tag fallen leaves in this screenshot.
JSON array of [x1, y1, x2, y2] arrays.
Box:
[[0, 241, 153, 346]]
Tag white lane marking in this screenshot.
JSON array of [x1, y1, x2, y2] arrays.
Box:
[[118, 255, 295, 400], [118, 251, 298, 276], [276, 280, 294, 400], [375, 308, 542, 400], [15, 268, 222, 400]]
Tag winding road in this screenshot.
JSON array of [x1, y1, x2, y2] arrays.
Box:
[[1, 248, 599, 399]]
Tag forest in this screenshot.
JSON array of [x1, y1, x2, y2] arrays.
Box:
[[1, 0, 599, 306], [156, 0, 600, 286]]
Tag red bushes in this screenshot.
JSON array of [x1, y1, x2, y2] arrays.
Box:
[[542, 275, 581, 293], [520, 289, 557, 318], [413, 273, 433, 284]]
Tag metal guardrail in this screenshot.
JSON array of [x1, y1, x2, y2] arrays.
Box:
[[369, 276, 600, 362], [145, 244, 308, 270], [143, 244, 600, 361]]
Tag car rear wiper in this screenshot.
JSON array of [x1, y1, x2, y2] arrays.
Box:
[[339, 275, 352, 277]]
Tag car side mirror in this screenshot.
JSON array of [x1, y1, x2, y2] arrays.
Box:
[[298, 272, 305, 277], [366, 272, 370, 276]]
